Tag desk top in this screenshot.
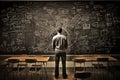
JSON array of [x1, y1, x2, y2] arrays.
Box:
[[5, 56, 50, 62], [72, 55, 118, 62]]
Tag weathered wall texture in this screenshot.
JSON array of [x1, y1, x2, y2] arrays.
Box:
[[0, 1, 120, 54]]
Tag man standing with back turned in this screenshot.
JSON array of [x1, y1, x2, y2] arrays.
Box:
[[52, 27, 68, 79]]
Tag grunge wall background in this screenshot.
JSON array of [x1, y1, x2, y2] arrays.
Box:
[[0, 1, 120, 54]]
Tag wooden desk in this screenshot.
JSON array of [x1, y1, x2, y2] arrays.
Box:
[[5, 56, 50, 78], [72, 55, 118, 70], [5, 56, 49, 62], [72, 55, 118, 62]]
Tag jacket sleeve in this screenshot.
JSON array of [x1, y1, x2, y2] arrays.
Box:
[[52, 38, 55, 50], [65, 38, 68, 49]]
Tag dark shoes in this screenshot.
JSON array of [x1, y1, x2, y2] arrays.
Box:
[[55, 75, 59, 79], [55, 74, 68, 79], [63, 74, 68, 79]]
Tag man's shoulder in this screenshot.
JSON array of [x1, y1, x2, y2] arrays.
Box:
[[52, 35, 58, 40], [52, 34, 67, 40], [61, 35, 67, 39]]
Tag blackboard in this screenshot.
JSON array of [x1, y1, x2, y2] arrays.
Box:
[[0, 1, 120, 55]]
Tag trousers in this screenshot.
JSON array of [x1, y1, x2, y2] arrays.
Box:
[[55, 52, 67, 76]]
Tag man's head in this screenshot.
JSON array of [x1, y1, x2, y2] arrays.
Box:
[[57, 27, 62, 33]]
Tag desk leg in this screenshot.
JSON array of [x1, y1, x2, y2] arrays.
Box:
[[43, 62, 48, 79], [74, 62, 75, 73]]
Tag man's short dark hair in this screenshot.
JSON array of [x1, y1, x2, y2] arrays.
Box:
[[57, 27, 62, 33]]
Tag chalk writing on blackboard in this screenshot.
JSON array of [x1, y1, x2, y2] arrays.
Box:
[[0, 1, 120, 54], [83, 23, 90, 29]]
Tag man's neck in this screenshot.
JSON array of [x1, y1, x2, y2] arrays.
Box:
[[57, 33, 61, 35]]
